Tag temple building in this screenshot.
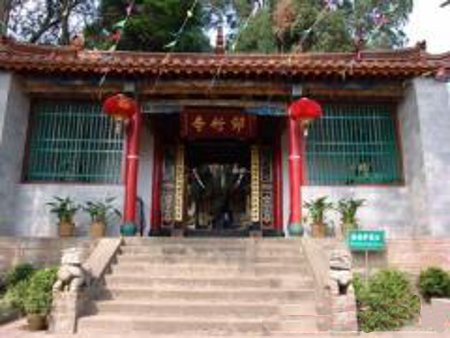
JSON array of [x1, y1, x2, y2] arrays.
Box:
[[0, 37, 449, 238]]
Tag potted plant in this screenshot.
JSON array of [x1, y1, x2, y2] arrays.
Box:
[[83, 197, 121, 238], [304, 196, 333, 238], [46, 197, 79, 237], [24, 268, 57, 331], [336, 198, 365, 237]]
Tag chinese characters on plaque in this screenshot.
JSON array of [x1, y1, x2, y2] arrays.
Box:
[[181, 110, 257, 139]]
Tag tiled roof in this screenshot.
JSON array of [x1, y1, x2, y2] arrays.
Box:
[[0, 38, 448, 79]]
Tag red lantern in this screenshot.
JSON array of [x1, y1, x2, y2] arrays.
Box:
[[103, 93, 137, 121], [288, 97, 322, 136], [103, 93, 138, 134], [288, 97, 322, 121]]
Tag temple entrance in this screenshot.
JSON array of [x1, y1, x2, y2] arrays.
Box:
[[185, 141, 251, 234], [154, 113, 283, 236]]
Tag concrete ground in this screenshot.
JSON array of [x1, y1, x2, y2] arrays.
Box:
[[1, 319, 449, 338]]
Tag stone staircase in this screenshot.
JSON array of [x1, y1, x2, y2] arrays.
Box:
[[78, 238, 330, 336]]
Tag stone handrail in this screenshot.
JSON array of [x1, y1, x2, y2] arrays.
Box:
[[49, 237, 123, 334], [301, 238, 358, 333]]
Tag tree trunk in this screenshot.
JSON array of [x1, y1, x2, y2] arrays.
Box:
[[0, 0, 10, 35]]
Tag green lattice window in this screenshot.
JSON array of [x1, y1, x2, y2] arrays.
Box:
[[25, 101, 124, 183], [306, 104, 402, 185]]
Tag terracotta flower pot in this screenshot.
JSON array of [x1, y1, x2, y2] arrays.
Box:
[[27, 314, 47, 331], [58, 221, 74, 237], [90, 221, 106, 238], [311, 223, 326, 238]]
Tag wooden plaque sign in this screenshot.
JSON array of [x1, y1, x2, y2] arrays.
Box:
[[180, 109, 257, 139]]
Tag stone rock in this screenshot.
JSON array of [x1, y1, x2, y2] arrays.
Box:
[[53, 247, 87, 292], [329, 249, 352, 271]]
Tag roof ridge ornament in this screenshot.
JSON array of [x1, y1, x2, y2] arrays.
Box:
[[215, 25, 225, 55]]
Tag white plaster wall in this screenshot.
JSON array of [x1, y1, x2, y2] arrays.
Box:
[[137, 120, 154, 235], [398, 81, 429, 236], [13, 185, 124, 237], [302, 186, 411, 238], [0, 73, 30, 235], [411, 79, 450, 236]]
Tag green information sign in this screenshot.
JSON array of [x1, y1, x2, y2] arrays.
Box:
[[347, 230, 386, 251]]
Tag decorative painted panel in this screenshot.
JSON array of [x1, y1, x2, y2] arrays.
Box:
[[250, 145, 260, 223], [174, 145, 185, 222], [161, 146, 176, 226], [260, 147, 274, 228]]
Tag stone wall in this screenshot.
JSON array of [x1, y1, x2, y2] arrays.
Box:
[[0, 237, 97, 274], [351, 238, 450, 276], [0, 73, 30, 236], [406, 79, 450, 236]]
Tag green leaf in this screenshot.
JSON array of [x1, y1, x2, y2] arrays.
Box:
[[113, 19, 127, 30]]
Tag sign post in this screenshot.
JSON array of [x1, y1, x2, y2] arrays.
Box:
[[347, 230, 386, 281]]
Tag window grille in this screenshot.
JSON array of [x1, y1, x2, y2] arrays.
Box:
[[306, 104, 401, 185], [25, 101, 124, 184]]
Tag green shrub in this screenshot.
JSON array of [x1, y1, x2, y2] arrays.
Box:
[[418, 267, 450, 302], [4, 263, 35, 289], [353, 269, 420, 332], [4, 279, 30, 314], [23, 268, 57, 315]]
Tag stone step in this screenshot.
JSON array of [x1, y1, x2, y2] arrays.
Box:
[[78, 315, 317, 334], [92, 300, 319, 318], [120, 245, 303, 257], [123, 238, 302, 247], [117, 253, 306, 264], [111, 262, 310, 276], [100, 287, 315, 303], [105, 275, 314, 290]]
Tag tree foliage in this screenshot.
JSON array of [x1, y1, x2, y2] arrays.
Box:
[[2, 0, 414, 53], [235, 0, 413, 53], [5, 0, 96, 44], [85, 0, 210, 52]]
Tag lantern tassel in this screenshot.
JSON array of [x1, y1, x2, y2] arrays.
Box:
[[114, 120, 123, 135]]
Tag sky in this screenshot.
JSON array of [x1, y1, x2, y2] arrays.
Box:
[[405, 0, 450, 54]]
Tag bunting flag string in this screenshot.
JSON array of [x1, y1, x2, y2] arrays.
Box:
[[164, 0, 199, 50], [151, 0, 199, 91], [98, 0, 135, 89]]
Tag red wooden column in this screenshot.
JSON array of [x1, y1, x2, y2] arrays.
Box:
[[287, 116, 303, 233], [123, 107, 142, 225], [287, 98, 322, 235]]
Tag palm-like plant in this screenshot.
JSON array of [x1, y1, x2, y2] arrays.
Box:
[[304, 196, 333, 237], [336, 198, 365, 234], [46, 197, 79, 223], [82, 197, 121, 224], [83, 197, 121, 238], [304, 196, 333, 224]]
